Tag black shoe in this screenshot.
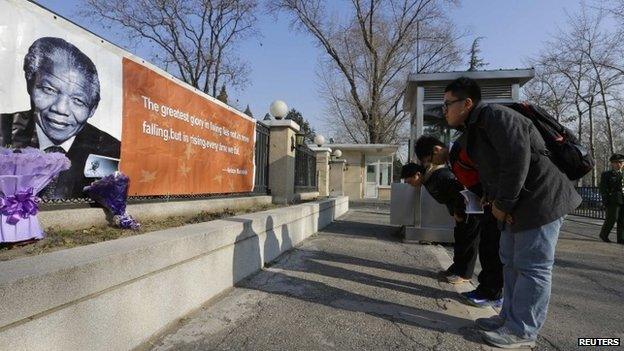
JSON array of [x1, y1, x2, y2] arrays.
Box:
[[438, 268, 454, 277], [599, 234, 611, 243]]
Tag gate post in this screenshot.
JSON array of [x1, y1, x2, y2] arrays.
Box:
[[311, 146, 332, 197], [264, 119, 300, 204], [329, 159, 346, 196]]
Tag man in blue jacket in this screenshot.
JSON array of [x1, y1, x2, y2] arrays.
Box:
[[442, 77, 581, 348]]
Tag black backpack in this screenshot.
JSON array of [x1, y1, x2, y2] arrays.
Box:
[[507, 102, 594, 181]]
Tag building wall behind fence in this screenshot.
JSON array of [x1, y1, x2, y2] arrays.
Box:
[[0, 0, 256, 200]]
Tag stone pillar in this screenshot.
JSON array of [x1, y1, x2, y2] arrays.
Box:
[[329, 159, 346, 197], [264, 119, 300, 204], [312, 147, 332, 197]]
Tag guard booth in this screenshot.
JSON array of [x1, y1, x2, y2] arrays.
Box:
[[391, 69, 535, 242]]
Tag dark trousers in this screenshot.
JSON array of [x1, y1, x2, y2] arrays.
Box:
[[475, 208, 503, 299], [448, 214, 479, 279], [600, 203, 624, 242]]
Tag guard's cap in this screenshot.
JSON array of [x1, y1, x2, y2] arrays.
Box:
[[609, 153, 624, 162]]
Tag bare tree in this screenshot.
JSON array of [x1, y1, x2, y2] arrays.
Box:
[[528, 5, 624, 185], [80, 0, 258, 96], [269, 0, 463, 144], [572, 7, 624, 155], [604, 0, 624, 18], [522, 64, 572, 122], [538, 36, 600, 184]]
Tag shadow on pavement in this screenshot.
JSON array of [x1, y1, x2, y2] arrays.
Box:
[[321, 219, 402, 241], [239, 270, 475, 338], [555, 257, 624, 276], [280, 249, 459, 301], [302, 250, 439, 279]]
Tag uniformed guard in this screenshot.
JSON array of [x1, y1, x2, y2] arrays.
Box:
[[598, 153, 624, 244]]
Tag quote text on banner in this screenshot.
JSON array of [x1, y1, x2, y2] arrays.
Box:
[[120, 58, 256, 195]]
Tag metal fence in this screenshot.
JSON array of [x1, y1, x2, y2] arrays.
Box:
[[253, 121, 270, 194], [573, 187, 605, 219], [294, 143, 317, 191]]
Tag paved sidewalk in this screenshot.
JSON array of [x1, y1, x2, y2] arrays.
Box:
[[147, 206, 498, 351]]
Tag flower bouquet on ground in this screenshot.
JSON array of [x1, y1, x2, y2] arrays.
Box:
[[83, 171, 140, 230], [0, 147, 71, 244]]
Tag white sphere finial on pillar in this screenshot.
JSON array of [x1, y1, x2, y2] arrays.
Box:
[[333, 149, 342, 158], [269, 100, 288, 120], [314, 134, 325, 147]]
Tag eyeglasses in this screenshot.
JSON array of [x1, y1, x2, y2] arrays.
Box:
[[442, 98, 465, 112]]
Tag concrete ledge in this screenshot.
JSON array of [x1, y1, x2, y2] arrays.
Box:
[[0, 196, 349, 351], [39, 195, 273, 230], [295, 191, 320, 201]]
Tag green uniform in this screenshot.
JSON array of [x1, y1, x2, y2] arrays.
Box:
[[599, 169, 624, 243]]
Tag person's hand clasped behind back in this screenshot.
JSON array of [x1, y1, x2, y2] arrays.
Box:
[[453, 212, 465, 223], [492, 202, 513, 225]]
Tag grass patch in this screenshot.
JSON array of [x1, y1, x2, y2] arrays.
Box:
[[0, 203, 278, 262]]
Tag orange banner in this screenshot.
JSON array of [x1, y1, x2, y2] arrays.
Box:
[[120, 58, 255, 196]]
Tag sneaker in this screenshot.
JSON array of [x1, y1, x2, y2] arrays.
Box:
[[475, 315, 505, 331], [599, 234, 611, 243], [460, 290, 477, 299], [445, 274, 470, 284], [481, 326, 536, 349], [461, 290, 504, 308]]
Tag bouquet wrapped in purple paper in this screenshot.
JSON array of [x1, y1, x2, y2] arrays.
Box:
[[0, 147, 71, 243], [83, 172, 140, 230]]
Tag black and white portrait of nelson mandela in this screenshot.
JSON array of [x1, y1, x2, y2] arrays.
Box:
[[0, 36, 121, 199]]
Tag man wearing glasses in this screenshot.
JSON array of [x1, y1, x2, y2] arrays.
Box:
[[442, 77, 581, 348]]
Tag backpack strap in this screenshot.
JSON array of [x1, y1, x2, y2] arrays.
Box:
[[476, 104, 549, 158]]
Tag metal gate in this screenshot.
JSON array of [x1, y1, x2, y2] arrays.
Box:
[[294, 144, 317, 191], [574, 187, 605, 219], [253, 121, 270, 194]]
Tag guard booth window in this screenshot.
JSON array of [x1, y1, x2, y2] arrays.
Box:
[[364, 155, 392, 198], [366, 156, 392, 185], [423, 103, 462, 145], [379, 162, 391, 186]]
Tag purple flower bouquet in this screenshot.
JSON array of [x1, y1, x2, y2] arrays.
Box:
[[83, 172, 140, 230], [0, 147, 70, 243]]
